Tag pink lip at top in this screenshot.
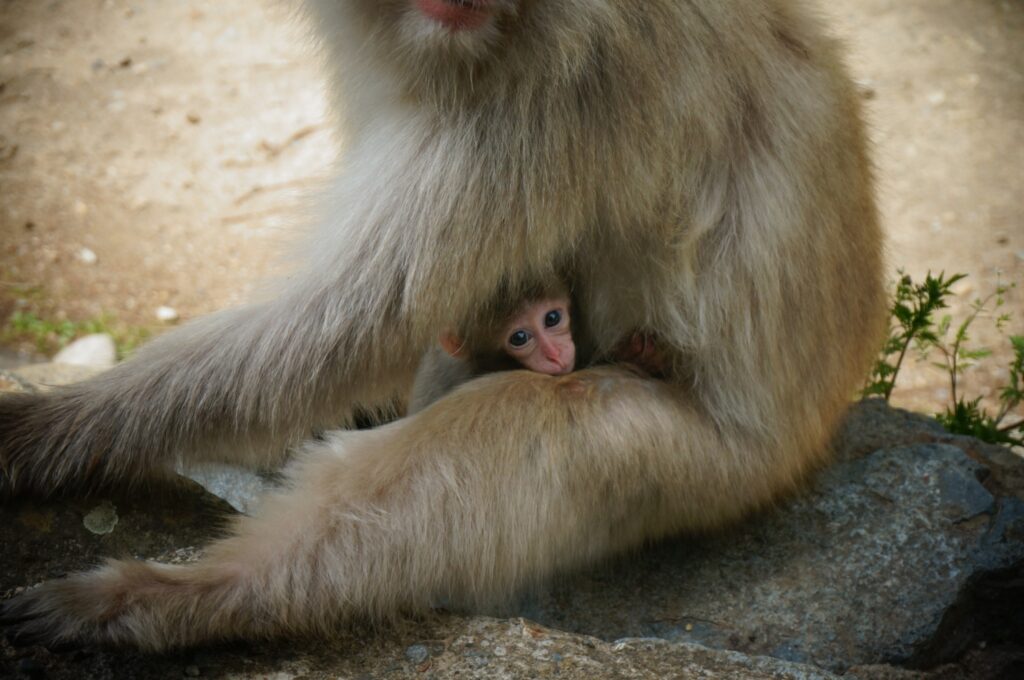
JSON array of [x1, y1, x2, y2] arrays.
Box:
[[415, 0, 495, 31]]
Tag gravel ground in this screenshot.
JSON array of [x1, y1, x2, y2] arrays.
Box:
[[0, 0, 1021, 419]]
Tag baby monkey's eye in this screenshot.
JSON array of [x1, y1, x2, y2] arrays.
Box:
[[508, 330, 531, 347], [544, 310, 562, 328]]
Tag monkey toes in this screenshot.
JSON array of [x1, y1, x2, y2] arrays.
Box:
[[0, 563, 164, 650], [1, 586, 86, 649]]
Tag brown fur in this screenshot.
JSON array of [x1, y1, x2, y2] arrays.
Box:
[[0, 0, 884, 649]]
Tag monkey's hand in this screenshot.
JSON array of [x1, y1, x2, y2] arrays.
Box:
[[1, 562, 168, 650], [0, 558, 258, 651], [612, 332, 669, 378], [0, 279, 421, 496]]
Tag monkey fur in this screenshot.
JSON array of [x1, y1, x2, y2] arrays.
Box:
[[0, 0, 885, 650]]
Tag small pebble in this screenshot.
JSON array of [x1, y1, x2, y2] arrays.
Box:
[[54, 333, 116, 368], [78, 247, 98, 264], [184, 665, 201, 677], [405, 644, 429, 664], [156, 306, 179, 322], [83, 500, 118, 535]]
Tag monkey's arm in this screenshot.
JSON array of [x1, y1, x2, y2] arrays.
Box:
[[407, 349, 476, 415], [0, 277, 401, 493], [0, 152, 472, 493]]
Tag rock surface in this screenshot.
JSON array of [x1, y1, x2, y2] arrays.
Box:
[[0, 481, 234, 598], [176, 462, 279, 515], [520, 411, 1024, 671], [1, 363, 106, 394], [3, 613, 937, 680], [52, 333, 117, 368], [0, 366, 1021, 678]]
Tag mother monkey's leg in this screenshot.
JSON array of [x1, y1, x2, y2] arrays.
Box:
[[1, 367, 817, 649]]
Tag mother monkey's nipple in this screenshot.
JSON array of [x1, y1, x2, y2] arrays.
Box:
[[415, 0, 497, 31]]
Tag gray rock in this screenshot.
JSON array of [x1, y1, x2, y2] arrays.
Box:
[[82, 500, 119, 535], [0, 349, 37, 371], [2, 362, 104, 392], [518, 400, 1024, 672], [0, 400, 1020, 678], [404, 643, 430, 664], [0, 370, 34, 394], [53, 333, 117, 368], [178, 462, 279, 515], [0, 615, 863, 679]]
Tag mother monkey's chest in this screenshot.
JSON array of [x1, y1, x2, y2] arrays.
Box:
[[423, 88, 688, 351]]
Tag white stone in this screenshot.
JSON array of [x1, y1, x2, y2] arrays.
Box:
[[78, 247, 98, 264], [156, 305, 179, 322], [54, 333, 117, 368], [178, 462, 275, 515]]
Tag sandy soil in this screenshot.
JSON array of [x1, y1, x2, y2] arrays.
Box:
[[0, 0, 1021, 418]]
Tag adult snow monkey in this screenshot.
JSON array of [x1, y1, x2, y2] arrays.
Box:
[[0, 0, 885, 650]]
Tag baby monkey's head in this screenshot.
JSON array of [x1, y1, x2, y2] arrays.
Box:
[[440, 280, 576, 376], [495, 294, 575, 376]]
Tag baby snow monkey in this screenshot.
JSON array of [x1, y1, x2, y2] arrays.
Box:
[[408, 283, 575, 413]]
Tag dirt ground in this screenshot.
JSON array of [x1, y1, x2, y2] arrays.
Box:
[[0, 0, 1021, 419]]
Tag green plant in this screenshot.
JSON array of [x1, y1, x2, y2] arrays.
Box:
[[2, 310, 151, 360], [935, 333, 1023, 447], [864, 272, 1023, 447], [863, 271, 965, 401]]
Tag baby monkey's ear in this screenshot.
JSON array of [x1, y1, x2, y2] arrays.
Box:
[[439, 331, 467, 358]]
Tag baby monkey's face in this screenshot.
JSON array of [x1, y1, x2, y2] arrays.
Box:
[[501, 296, 575, 376]]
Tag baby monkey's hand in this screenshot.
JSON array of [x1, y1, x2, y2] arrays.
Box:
[[613, 332, 669, 378]]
